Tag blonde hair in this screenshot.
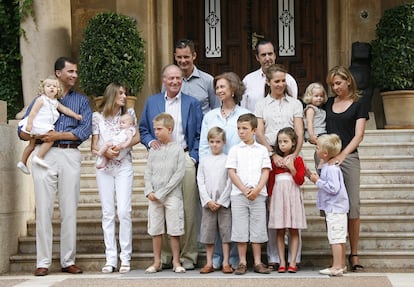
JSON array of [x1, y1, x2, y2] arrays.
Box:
[[207, 126, 226, 142], [153, 112, 175, 130], [317, 134, 342, 159], [326, 66, 361, 102], [303, 82, 328, 104], [39, 76, 62, 99]]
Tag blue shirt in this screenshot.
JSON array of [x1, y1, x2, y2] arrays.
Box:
[[18, 89, 92, 144], [316, 163, 349, 213]]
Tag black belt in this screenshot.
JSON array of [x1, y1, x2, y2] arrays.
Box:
[[53, 143, 79, 149]]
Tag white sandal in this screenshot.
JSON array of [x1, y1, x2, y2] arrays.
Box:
[[101, 265, 115, 273], [119, 264, 131, 273], [173, 266, 186, 273], [145, 265, 162, 273]]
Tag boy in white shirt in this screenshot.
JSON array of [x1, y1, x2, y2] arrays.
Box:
[[226, 113, 271, 275]]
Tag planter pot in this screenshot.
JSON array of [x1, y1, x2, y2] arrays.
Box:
[[381, 90, 414, 129], [93, 96, 137, 111]]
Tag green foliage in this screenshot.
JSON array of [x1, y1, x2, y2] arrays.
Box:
[[79, 12, 146, 97], [371, 3, 414, 91], [0, 0, 24, 120]]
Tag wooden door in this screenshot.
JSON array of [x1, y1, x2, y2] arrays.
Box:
[[173, 0, 327, 96]]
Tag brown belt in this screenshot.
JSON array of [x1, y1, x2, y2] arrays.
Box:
[[53, 143, 79, 149]]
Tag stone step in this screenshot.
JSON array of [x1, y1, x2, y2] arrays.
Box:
[[68, 198, 414, 220], [81, 159, 148, 174], [18, 234, 152, 254], [55, 202, 149, 219], [301, 232, 414, 251], [361, 129, 414, 143], [301, 142, 414, 157], [78, 187, 147, 203], [303, 199, 414, 216], [80, 173, 145, 189], [26, 218, 148, 237], [27, 212, 414, 237], [302, 155, 414, 170], [9, 252, 154, 273], [9, 248, 414, 273], [304, 215, 414, 233], [302, 184, 414, 200], [78, 169, 414, 190]]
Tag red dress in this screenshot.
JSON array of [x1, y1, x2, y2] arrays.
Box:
[[268, 156, 307, 229]]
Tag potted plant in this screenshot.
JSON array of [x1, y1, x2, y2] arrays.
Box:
[[79, 12, 145, 109], [371, 3, 414, 128]]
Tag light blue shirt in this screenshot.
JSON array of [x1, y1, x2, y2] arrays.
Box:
[[199, 105, 250, 158], [316, 163, 349, 213]]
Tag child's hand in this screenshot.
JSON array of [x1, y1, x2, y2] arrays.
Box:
[[26, 124, 32, 132], [76, 114, 82, 121], [309, 172, 320, 183], [207, 201, 220, 212], [147, 192, 158, 202], [246, 187, 258, 201]]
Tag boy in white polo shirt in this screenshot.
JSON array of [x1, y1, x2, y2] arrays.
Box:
[[226, 113, 271, 275]]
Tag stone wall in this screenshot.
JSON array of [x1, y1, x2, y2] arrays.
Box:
[[0, 118, 35, 274]]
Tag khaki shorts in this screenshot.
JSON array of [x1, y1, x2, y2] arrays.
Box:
[[199, 206, 232, 244], [147, 195, 184, 236], [326, 212, 348, 244]]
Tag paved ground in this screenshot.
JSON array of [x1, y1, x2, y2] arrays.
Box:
[[0, 269, 412, 287]]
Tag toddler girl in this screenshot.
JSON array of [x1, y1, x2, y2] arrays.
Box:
[[17, 76, 82, 173], [303, 83, 327, 145]]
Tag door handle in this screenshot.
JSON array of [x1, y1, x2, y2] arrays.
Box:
[[252, 32, 265, 49]]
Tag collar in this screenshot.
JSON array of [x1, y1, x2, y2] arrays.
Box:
[[164, 91, 181, 102], [184, 66, 200, 81]]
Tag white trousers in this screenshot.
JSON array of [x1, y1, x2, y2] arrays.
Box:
[[32, 147, 81, 268], [96, 163, 133, 267]]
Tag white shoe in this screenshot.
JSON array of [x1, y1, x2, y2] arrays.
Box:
[[319, 267, 343, 276], [119, 264, 130, 274], [101, 265, 115, 273], [17, 161, 30, 174], [32, 156, 49, 168]]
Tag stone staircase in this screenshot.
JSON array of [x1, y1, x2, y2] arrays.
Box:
[[9, 129, 414, 272]]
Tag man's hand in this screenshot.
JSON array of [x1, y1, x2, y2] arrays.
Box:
[[41, 130, 60, 142]]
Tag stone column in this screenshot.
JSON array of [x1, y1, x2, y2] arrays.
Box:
[[18, 0, 72, 118]]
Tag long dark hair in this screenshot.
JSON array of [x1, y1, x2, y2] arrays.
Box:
[[274, 127, 297, 157]]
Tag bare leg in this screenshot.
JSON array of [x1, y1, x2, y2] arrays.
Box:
[[205, 243, 214, 267], [276, 229, 286, 267], [151, 235, 162, 269], [21, 139, 36, 165], [349, 218, 363, 267], [237, 242, 247, 265], [93, 142, 112, 156], [170, 236, 182, 268], [222, 242, 230, 267], [252, 243, 263, 266], [331, 243, 343, 270], [36, 141, 54, 159], [288, 229, 299, 267]]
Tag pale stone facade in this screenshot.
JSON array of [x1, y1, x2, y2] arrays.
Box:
[[1, 0, 406, 274]]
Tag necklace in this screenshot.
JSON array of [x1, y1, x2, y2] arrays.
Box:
[[221, 105, 235, 119]]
